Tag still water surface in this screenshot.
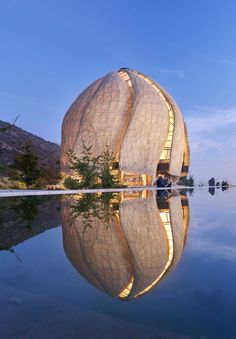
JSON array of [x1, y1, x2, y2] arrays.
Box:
[[0, 188, 235, 338]]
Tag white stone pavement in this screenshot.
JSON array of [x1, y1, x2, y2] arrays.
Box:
[[0, 186, 194, 198]]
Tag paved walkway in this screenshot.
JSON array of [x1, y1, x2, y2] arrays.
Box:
[[0, 186, 193, 198]]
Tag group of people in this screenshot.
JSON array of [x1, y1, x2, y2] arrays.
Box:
[[208, 177, 229, 188], [155, 175, 172, 188]]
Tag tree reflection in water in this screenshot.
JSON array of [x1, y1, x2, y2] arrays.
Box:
[[66, 193, 119, 232], [0, 196, 61, 252], [62, 190, 190, 300]]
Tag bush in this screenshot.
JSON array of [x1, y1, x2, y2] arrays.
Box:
[[66, 142, 121, 189], [67, 142, 100, 189], [64, 177, 82, 189], [98, 146, 118, 188], [10, 143, 41, 188], [0, 177, 26, 189], [178, 175, 195, 187]]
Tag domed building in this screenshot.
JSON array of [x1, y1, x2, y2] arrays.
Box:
[[61, 191, 189, 300], [61, 68, 189, 185]]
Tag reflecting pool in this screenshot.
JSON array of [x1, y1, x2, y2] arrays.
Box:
[[0, 188, 236, 338]]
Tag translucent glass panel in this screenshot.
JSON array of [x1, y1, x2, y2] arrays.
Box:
[[134, 210, 174, 298], [132, 71, 175, 161], [119, 277, 134, 298], [160, 108, 174, 160], [117, 70, 132, 88]]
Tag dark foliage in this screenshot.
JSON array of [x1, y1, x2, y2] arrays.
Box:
[[66, 141, 100, 189], [65, 142, 123, 189], [10, 143, 41, 188], [178, 175, 195, 187], [69, 193, 119, 231], [98, 145, 118, 188]]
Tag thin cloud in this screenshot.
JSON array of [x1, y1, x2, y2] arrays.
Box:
[[190, 137, 223, 153], [190, 218, 236, 262], [185, 106, 236, 153], [0, 90, 36, 105], [0, 90, 59, 112], [191, 238, 236, 262], [186, 106, 236, 133], [190, 52, 236, 66], [156, 67, 186, 78]]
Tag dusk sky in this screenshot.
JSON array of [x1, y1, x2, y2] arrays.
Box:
[[1, 0, 236, 183]]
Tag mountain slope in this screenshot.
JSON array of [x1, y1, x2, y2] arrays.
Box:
[[0, 120, 60, 175]]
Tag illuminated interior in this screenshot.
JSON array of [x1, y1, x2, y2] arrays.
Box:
[[117, 69, 177, 185], [132, 210, 174, 298], [62, 68, 189, 185], [117, 69, 133, 88], [181, 195, 190, 246], [115, 68, 188, 184], [181, 123, 190, 176], [119, 276, 134, 298], [131, 70, 175, 161], [116, 68, 177, 184], [116, 69, 144, 186], [159, 109, 174, 160], [118, 198, 178, 300], [129, 196, 188, 299], [63, 192, 189, 301]]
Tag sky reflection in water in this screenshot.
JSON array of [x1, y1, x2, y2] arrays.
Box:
[[0, 188, 236, 338]]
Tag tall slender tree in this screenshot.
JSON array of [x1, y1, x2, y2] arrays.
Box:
[[66, 141, 100, 189], [98, 145, 117, 188], [11, 143, 41, 188]]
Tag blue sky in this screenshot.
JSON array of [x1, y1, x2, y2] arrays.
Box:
[[0, 0, 236, 183]]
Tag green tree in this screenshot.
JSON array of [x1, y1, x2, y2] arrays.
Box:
[[64, 176, 81, 189], [12, 196, 41, 228], [178, 174, 195, 187], [69, 192, 119, 231], [98, 145, 117, 188], [188, 175, 194, 187], [66, 141, 100, 189], [65, 143, 125, 189], [11, 143, 41, 188]]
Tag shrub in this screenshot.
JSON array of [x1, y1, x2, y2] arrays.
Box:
[[64, 177, 82, 189], [65, 143, 127, 189], [10, 143, 41, 188], [67, 141, 100, 189], [98, 145, 118, 188]]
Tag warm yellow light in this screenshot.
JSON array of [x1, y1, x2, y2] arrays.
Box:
[[118, 70, 133, 88], [119, 276, 134, 298], [132, 71, 175, 161], [117, 69, 176, 180], [134, 211, 174, 297]]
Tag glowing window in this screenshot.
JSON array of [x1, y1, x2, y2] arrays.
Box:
[[132, 70, 175, 161], [134, 211, 174, 298]]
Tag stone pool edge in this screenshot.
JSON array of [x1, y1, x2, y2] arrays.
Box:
[[0, 186, 194, 197]]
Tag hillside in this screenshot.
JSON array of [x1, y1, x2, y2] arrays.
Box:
[[0, 195, 61, 249], [0, 120, 60, 176]]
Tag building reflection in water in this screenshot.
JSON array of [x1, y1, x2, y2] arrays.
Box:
[[62, 190, 189, 300]]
